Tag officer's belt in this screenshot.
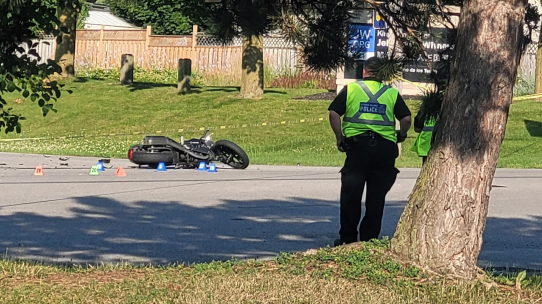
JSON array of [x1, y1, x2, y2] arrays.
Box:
[[346, 131, 381, 141]]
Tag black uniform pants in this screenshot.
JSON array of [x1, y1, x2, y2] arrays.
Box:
[[339, 134, 399, 244]]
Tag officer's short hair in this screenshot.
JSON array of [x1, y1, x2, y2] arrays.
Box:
[[363, 57, 383, 75]]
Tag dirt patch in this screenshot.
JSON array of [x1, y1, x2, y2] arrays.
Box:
[[3, 269, 148, 288], [292, 92, 337, 101]]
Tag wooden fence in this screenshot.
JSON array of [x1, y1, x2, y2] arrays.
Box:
[[520, 53, 536, 80], [15, 36, 56, 65], [22, 26, 539, 82], [74, 25, 301, 78]]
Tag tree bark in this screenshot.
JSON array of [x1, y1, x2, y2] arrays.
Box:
[[55, 0, 80, 77], [535, 27, 542, 98], [390, 0, 527, 279], [239, 34, 264, 98]]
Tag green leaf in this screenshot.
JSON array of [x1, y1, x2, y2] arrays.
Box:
[[15, 122, 21, 133], [6, 82, 16, 92], [43, 94, 50, 101], [38, 99, 45, 107], [516, 270, 527, 289], [31, 94, 38, 102], [22, 90, 30, 98]]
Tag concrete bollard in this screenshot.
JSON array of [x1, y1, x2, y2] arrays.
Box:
[[178, 58, 192, 93], [120, 54, 134, 85]]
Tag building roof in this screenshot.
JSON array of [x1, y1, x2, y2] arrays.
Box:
[[84, 3, 139, 30]]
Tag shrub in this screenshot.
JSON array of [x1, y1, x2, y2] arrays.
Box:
[[513, 76, 535, 96]]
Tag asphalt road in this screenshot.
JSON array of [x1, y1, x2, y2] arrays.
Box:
[[1, 152, 541, 271]]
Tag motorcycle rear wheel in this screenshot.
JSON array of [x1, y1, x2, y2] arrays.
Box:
[[129, 146, 174, 166], [212, 140, 249, 169]]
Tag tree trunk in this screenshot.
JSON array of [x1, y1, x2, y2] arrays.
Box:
[[239, 34, 264, 98], [390, 0, 527, 279], [55, 0, 80, 77], [535, 27, 542, 98]]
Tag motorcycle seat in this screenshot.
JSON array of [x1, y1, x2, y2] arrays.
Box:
[[143, 136, 175, 146]]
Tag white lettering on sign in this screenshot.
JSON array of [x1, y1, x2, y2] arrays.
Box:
[[357, 30, 372, 40], [422, 41, 449, 50], [376, 39, 388, 47]]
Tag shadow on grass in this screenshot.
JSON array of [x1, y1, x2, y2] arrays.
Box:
[[73, 77, 90, 83], [264, 89, 287, 95], [177, 86, 240, 95], [499, 120, 542, 159], [524, 120, 542, 138], [205, 86, 240, 93], [128, 82, 178, 92], [178, 87, 288, 97]]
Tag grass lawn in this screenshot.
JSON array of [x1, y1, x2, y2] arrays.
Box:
[[0, 78, 542, 168], [2, 80, 542, 302], [2, 239, 541, 304]]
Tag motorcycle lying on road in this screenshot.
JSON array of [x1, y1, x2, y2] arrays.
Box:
[[128, 130, 249, 169]]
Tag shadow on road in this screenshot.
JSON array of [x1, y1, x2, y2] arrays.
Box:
[[1, 197, 540, 271], [0, 197, 401, 265]]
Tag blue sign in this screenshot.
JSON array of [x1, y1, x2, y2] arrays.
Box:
[[348, 24, 375, 60], [373, 11, 387, 29]]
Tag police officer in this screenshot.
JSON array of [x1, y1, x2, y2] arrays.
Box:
[[328, 57, 412, 246], [411, 113, 436, 165]]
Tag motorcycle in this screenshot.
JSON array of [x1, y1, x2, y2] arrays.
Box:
[[128, 130, 249, 169]]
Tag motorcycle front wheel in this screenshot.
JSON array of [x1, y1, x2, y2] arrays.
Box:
[[212, 140, 250, 169]]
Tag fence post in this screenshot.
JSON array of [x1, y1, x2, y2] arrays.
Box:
[[99, 25, 105, 68], [178, 59, 191, 93], [145, 25, 152, 69], [120, 54, 134, 85], [191, 25, 198, 63]]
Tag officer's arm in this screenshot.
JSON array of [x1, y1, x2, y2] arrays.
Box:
[[413, 113, 423, 133], [399, 116, 412, 137], [329, 111, 344, 141], [328, 88, 347, 142], [394, 94, 412, 138]]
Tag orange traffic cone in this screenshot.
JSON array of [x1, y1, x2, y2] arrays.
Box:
[[34, 165, 44, 176], [115, 166, 126, 177]]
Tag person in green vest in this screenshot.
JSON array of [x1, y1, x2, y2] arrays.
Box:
[[411, 113, 436, 165], [328, 57, 412, 246]]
